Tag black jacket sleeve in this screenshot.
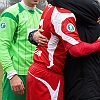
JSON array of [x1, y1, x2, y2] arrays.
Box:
[[28, 30, 38, 45]]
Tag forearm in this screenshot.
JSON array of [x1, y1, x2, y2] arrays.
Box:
[[0, 43, 18, 79], [0, 43, 15, 72], [69, 40, 100, 57]]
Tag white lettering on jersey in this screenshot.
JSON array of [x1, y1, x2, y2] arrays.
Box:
[[34, 49, 42, 56], [47, 33, 59, 68], [28, 71, 60, 100]]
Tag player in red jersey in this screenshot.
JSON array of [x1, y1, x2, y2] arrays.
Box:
[[26, 4, 100, 100]]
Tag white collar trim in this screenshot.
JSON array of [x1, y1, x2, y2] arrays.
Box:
[[20, 0, 36, 11]]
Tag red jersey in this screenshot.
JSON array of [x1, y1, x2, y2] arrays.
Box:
[[34, 4, 81, 75]]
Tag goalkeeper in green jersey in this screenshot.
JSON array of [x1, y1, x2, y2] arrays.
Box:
[[0, 0, 42, 100]]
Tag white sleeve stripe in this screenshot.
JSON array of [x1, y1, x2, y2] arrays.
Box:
[[51, 7, 79, 45]]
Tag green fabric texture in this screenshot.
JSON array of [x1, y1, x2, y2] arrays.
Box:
[[2, 72, 26, 100], [0, 3, 42, 75]]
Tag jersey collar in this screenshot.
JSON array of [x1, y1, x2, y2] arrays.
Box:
[[20, 0, 36, 11]]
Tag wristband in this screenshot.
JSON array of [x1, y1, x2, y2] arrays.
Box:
[[28, 30, 38, 45], [7, 70, 18, 80]]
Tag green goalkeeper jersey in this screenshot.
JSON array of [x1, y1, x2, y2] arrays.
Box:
[[0, 2, 42, 75]]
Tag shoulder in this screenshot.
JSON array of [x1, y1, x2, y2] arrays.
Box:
[[1, 3, 19, 17], [0, 3, 19, 24], [35, 7, 43, 14], [51, 6, 76, 22]]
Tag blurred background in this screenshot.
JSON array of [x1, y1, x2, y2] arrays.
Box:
[[0, 0, 47, 13], [0, 0, 47, 99]]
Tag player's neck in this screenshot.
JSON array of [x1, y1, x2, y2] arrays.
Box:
[[21, 0, 36, 11]]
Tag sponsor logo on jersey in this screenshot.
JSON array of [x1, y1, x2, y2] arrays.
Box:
[[22, 18, 29, 21], [0, 22, 6, 29], [67, 23, 75, 32]]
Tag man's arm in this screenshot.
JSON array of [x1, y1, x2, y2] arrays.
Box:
[[0, 11, 24, 95], [29, 28, 100, 58], [69, 39, 100, 57], [29, 16, 100, 46]]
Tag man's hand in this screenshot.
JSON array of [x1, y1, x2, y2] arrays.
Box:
[[97, 17, 100, 24], [33, 29, 48, 45], [10, 75, 25, 95], [98, 36, 100, 40]]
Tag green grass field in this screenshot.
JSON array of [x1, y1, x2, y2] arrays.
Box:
[[0, 65, 3, 100]]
